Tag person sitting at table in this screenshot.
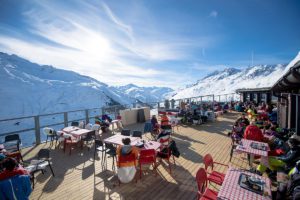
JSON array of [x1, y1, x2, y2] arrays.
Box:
[[244, 120, 264, 142], [235, 113, 250, 127], [0, 158, 31, 200], [151, 115, 158, 127], [102, 113, 112, 123], [0, 157, 29, 181], [256, 134, 300, 177], [161, 114, 169, 126], [116, 138, 139, 183]]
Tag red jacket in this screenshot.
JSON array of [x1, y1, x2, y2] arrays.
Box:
[[0, 167, 29, 181], [244, 125, 264, 142]]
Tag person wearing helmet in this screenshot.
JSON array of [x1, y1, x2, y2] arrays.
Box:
[[257, 134, 300, 175]]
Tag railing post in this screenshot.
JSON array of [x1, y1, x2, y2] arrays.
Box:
[[64, 112, 68, 127], [85, 109, 89, 124], [114, 106, 117, 118], [34, 116, 41, 145]]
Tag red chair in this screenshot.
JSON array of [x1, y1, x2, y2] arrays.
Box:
[[139, 149, 157, 179], [196, 168, 218, 200], [117, 153, 137, 185], [64, 136, 80, 155], [157, 139, 175, 174], [203, 154, 228, 186]]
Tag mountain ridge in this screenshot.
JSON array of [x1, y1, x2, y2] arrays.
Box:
[[0, 52, 172, 118], [171, 52, 300, 100]]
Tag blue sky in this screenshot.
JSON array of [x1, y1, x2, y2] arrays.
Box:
[[0, 0, 300, 88]]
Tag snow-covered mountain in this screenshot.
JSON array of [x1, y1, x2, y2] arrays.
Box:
[[111, 84, 174, 103], [172, 52, 300, 100], [0, 52, 168, 119]]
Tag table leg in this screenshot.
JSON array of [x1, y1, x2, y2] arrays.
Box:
[[249, 154, 254, 168]]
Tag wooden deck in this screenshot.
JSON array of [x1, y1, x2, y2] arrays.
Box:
[[22, 112, 251, 200]]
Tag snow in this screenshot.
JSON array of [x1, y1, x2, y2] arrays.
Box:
[[0, 52, 172, 119], [111, 84, 173, 103], [172, 52, 300, 100]]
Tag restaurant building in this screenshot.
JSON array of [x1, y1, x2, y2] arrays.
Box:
[[271, 60, 300, 134]]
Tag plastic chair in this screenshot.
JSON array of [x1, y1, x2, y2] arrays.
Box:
[[81, 131, 95, 150], [139, 149, 157, 179], [4, 134, 21, 151], [92, 124, 101, 136], [94, 139, 107, 163], [203, 154, 228, 186], [117, 153, 137, 185], [121, 129, 131, 136], [4, 134, 23, 161], [157, 139, 175, 174], [43, 127, 57, 146], [25, 149, 55, 188], [132, 130, 142, 138], [85, 123, 93, 130], [78, 121, 85, 129], [196, 168, 218, 200], [104, 143, 117, 171], [63, 134, 80, 155]]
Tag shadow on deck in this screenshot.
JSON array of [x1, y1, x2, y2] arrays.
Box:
[[23, 112, 249, 200]]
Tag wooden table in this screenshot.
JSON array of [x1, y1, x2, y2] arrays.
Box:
[[218, 167, 272, 200]]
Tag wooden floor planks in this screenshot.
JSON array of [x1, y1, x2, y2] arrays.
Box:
[[21, 112, 250, 200]]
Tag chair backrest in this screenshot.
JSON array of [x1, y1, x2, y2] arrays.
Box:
[[43, 127, 55, 136], [105, 142, 115, 151], [140, 149, 156, 161], [78, 121, 85, 129], [92, 124, 101, 131], [85, 123, 93, 130], [95, 139, 104, 148], [5, 134, 20, 143], [38, 149, 50, 160], [132, 131, 142, 138], [121, 129, 131, 136], [85, 131, 95, 140], [203, 154, 214, 170], [196, 168, 208, 195], [71, 121, 79, 127], [118, 153, 136, 167]]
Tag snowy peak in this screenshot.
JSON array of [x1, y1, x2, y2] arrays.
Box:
[[203, 67, 241, 81], [112, 84, 174, 103], [172, 52, 300, 100], [0, 52, 136, 118], [244, 64, 285, 79]]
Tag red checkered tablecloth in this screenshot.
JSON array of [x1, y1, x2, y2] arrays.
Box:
[[236, 139, 269, 157], [218, 167, 272, 200]]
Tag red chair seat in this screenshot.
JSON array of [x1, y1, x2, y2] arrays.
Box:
[[200, 188, 218, 200], [207, 171, 225, 185]]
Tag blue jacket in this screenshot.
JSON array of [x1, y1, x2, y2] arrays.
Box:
[[0, 175, 32, 200]]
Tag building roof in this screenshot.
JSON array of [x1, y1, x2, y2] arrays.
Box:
[[235, 87, 271, 93], [272, 60, 300, 92]]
